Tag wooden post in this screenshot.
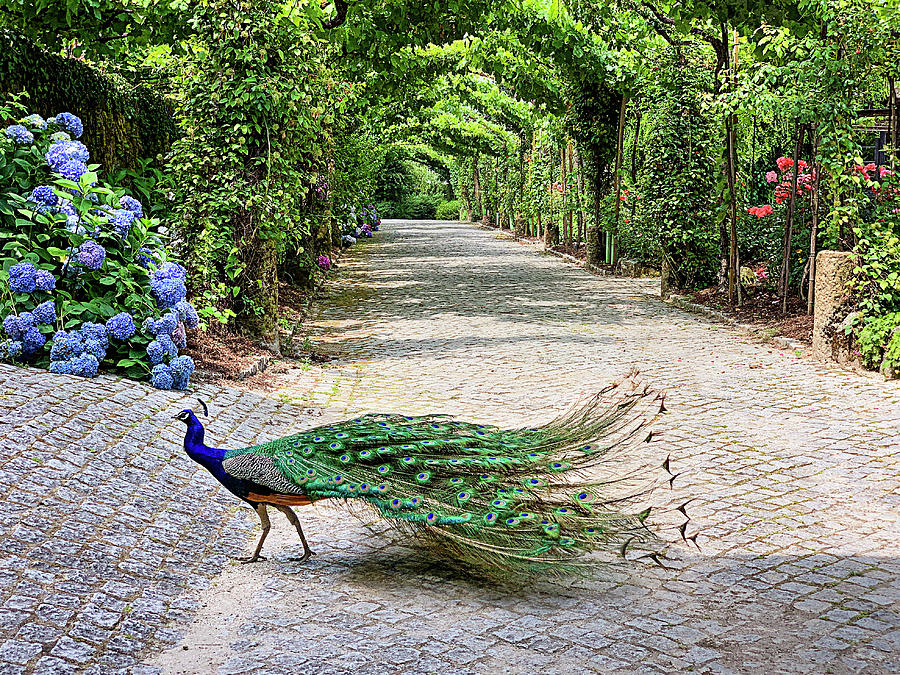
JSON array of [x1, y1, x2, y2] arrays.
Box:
[[725, 31, 741, 306]]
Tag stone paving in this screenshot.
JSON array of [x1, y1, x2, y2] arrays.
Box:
[[2, 219, 900, 674]]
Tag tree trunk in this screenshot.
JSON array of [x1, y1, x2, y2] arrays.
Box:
[[725, 31, 741, 306], [808, 125, 821, 315], [611, 97, 628, 268], [780, 122, 806, 313]]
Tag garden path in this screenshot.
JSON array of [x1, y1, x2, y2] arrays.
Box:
[[155, 220, 900, 674], [0, 219, 897, 675]]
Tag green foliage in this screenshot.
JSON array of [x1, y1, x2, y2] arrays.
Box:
[[851, 228, 900, 318], [436, 199, 461, 220], [0, 30, 176, 175], [0, 103, 176, 380], [635, 48, 719, 289], [856, 312, 900, 370]]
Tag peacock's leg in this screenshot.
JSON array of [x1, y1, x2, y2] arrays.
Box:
[[273, 504, 315, 563], [238, 503, 270, 563]]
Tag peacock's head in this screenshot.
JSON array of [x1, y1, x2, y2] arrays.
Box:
[[174, 399, 209, 425]]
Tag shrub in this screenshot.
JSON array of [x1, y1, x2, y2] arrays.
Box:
[[0, 101, 196, 389], [856, 312, 900, 370], [436, 200, 461, 221]]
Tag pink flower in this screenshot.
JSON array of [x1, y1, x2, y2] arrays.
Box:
[[765, 171, 778, 183]]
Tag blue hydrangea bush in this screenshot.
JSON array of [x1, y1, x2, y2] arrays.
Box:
[[0, 103, 197, 390]]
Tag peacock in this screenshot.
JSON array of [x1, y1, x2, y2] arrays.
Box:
[[175, 377, 682, 577]]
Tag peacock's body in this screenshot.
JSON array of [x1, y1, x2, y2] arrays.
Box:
[[176, 379, 676, 577]]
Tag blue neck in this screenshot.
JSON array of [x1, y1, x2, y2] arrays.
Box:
[[182, 413, 248, 498]]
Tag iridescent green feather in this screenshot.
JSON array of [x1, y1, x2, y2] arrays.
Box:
[[223, 378, 669, 578]]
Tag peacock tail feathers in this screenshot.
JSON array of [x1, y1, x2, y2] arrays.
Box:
[[223, 377, 673, 578]]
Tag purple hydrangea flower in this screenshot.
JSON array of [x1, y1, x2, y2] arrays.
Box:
[[151, 363, 174, 390], [119, 196, 143, 218], [136, 247, 155, 269], [33, 301, 56, 325], [35, 270, 56, 292], [4, 124, 33, 144], [77, 241, 106, 270], [8, 262, 37, 293], [170, 355, 195, 390], [175, 301, 200, 330], [51, 113, 83, 139], [316, 255, 332, 271], [172, 322, 187, 349], [105, 313, 136, 340]]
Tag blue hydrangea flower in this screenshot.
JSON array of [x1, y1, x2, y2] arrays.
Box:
[[18, 312, 35, 331], [2, 315, 23, 339], [33, 301, 56, 325], [77, 241, 106, 270], [49, 359, 74, 375], [45, 141, 89, 171], [4, 124, 33, 144], [172, 322, 187, 349], [136, 248, 155, 269], [59, 160, 88, 183], [50, 131, 71, 142], [119, 196, 143, 218], [21, 114, 47, 130], [156, 311, 179, 336], [150, 363, 174, 390], [50, 331, 85, 361], [1, 340, 24, 360], [8, 262, 37, 293], [147, 340, 164, 365], [152, 278, 187, 308], [28, 186, 59, 211], [170, 355, 195, 390], [105, 313, 136, 340], [70, 353, 99, 378], [51, 113, 83, 139], [83, 338, 106, 362], [154, 261, 187, 281], [22, 327, 46, 355], [80, 322, 108, 349], [174, 301, 200, 330], [158, 333, 178, 360], [107, 208, 136, 237], [34, 270, 56, 292]]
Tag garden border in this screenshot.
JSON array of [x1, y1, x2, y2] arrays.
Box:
[[467, 219, 810, 354]]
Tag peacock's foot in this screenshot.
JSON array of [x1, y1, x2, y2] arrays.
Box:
[[289, 550, 315, 563], [237, 554, 267, 564]]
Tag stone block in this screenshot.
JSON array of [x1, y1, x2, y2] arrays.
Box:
[[812, 250, 857, 363]]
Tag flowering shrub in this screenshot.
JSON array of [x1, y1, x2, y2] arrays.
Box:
[[316, 255, 332, 271], [0, 104, 197, 390]]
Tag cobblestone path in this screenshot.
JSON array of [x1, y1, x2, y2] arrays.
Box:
[[2, 220, 899, 674]]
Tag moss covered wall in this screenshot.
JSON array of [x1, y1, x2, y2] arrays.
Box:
[[0, 30, 176, 173]]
